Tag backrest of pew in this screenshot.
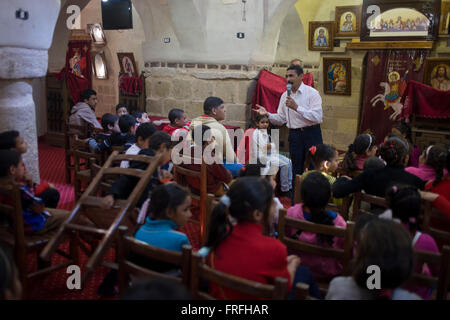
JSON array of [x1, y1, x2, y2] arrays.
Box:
[[352, 192, 389, 221]]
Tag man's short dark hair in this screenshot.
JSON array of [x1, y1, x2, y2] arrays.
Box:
[[116, 104, 129, 113], [80, 89, 97, 102], [136, 122, 157, 141], [0, 130, 19, 150], [168, 108, 185, 124], [0, 150, 21, 177], [149, 131, 172, 151], [100, 113, 119, 131], [203, 97, 224, 115], [287, 64, 304, 76], [118, 114, 136, 133]]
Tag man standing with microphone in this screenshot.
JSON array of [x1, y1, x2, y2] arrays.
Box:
[[256, 64, 323, 177]]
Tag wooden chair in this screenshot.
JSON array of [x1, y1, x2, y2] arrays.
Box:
[[64, 122, 92, 184], [404, 246, 450, 300], [117, 225, 192, 294], [277, 208, 354, 295], [352, 191, 389, 222], [40, 151, 164, 286], [189, 252, 289, 300], [294, 282, 319, 300], [421, 200, 450, 248], [0, 180, 77, 298], [173, 154, 215, 244], [293, 174, 351, 220]]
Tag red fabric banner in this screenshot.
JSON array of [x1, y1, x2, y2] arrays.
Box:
[[53, 40, 92, 104], [401, 80, 450, 119], [359, 50, 429, 143], [252, 69, 314, 113], [119, 74, 143, 95]]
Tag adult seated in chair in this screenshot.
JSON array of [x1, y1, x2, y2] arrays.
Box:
[[188, 97, 243, 177], [69, 89, 102, 131], [180, 125, 232, 196]]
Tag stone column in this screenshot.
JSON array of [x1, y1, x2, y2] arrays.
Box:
[[0, 0, 61, 182]]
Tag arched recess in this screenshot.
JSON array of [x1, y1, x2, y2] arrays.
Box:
[[250, 0, 298, 64], [274, 8, 306, 64]]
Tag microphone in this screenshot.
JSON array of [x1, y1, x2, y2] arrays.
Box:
[[287, 83, 292, 97]]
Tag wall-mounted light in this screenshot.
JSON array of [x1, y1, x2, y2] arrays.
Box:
[[88, 23, 106, 45]]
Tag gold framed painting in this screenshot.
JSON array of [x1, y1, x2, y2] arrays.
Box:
[[309, 21, 334, 51], [424, 58, 450, 91], [117, 52, 138, 77], [335, 5, 362, 37], [440, 1, 450, 35], [323, 57, 352, 96]]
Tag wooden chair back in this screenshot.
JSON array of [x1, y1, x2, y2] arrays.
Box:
[[189, 252, 289, 300], [117, 226, 192, 293], [421, 200, 450, 248], [405, 246, 450, 300], [64, 121, 92, 183], [352, 192, 389, 222]]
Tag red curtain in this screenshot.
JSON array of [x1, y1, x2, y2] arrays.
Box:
[[119, 74, 143, 96], [401, 80, 450, 119], [53, 40, 92, 104], [359, 50, 429, 143]]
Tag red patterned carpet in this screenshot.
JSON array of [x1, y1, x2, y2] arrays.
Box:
[[27, 142, 201, 299]]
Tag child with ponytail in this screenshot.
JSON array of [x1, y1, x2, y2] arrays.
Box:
[[341, 134, 378, 177], [202, 177, 321, 299], [405, 145, 447, 182], [302, 144, 339, 184], [286, 171, 347, 282]]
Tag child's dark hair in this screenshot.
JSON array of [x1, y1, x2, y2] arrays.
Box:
[[379, 136, 409, 166], [0, 245, 18, 299], [0, 130, 19, 150], [203, 97, 223, 115], [0, 150, 21, 177], [425, 145, 447, 186], [136, 122, 157, 141], [149, 131, 173, 151], [393, 121, 412, 142], [100, 113, 118, 131], [205, 177, 273, 249], [301, 171, 334, 245], [363, 157, 385, 171], [352, 218, 413, 293], [191, 125, 211, 147], [132, 110, 146, 120], [168, 108, 185, 124], [118, 114, 136, 133], [304, 144, 337, 170], [254, 114, 269, 123], [342, 134, 377, 173], [121, 278, 192, 300], [385, 184, 421, 234], [353, 213, 377, 243], [80, 89, 96, 102], [147, 184, 189, 220], [115, 103, 129, 113]]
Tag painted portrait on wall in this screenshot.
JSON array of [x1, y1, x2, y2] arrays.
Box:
[[424, 58, 450, 91], [117, 52, 138, 77], [335, 5, 362, 37], [309, 21, 334, 51], [323, 58, 352, 95]]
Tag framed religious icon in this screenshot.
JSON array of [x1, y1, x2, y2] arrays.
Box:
[[335, 5, 362, 37], [88, 23, 106, 45], [424, 58, 450, 91], [92, 52, 108, 80], [440, 1, 450, 35], [309, 21, 334, 51], [323, 58, 352, 96], [361, 0, 441, 41], [117, 52, 138, 77]]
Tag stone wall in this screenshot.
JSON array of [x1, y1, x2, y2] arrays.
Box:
[[144, 63, 263, 129]]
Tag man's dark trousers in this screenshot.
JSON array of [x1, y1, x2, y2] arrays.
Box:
[[288, 125, 323, 177]]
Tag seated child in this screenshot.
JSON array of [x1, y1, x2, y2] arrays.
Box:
[[200, 177, 321, 300], [363, 156, 385, 171], [163, 108, 191, 140], [341, 134, 377, 177], [405, 145, 447, 182], [326, 218, 420, 300], [116, 104, 129, 117], [180, 125, 232, 195], [88, 114, 137, 153], [132, 110, 150, 127], [0, 245, 22, 300], [392, 121, 420, 167], [120, 123, 157, 168], [251, 114, 292, 195], [94, 113, 120, 142], [380, 185, 439, 299], [102, 132, 173, 210], [286, 171, 347, 282], [0, 150, 68, 234], [0, 130, 60, 208]]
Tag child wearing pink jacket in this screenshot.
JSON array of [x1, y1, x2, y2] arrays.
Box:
[[286, 171, 347, 282]]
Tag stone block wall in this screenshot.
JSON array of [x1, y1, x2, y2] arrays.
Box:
[[144, 63, 263, 129]]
